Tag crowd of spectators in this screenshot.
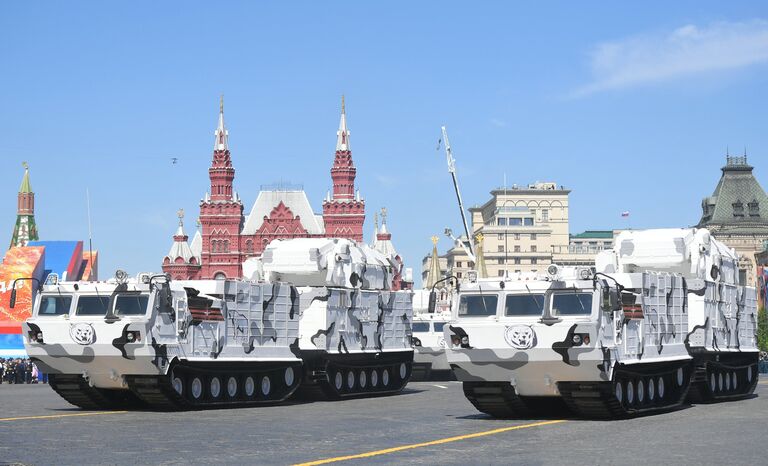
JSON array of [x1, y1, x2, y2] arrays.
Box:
[[0, 358, 47, 384]]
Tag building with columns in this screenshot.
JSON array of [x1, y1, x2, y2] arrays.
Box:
[[162, 97, 367, 280], [421, 182, 618, 283], [437, 182, 570, 279]]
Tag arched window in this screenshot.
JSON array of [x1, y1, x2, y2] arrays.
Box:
[[214, 272, 226, 280]]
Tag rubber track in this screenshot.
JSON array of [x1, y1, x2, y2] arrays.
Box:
[[462, 382, 531, 418], [126, 375, 188, 410], [558, 365, 691, 419], [317, 362, 412, 400], [126, 364, 302, 410], [687, 362, 759, 403], [557, 382, 625, 419], [48, 374, 132, 410]]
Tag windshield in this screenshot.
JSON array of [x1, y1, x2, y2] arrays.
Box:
[[505, 294, 545, 316], [412, 322, 430, 333], [552, 293, 593, 316], [37, 295, 72, 316], [433, 322, 446, 332], [458, 295, 498, 317], [75, 296, 111, 316], [114, 294, 149, 316]]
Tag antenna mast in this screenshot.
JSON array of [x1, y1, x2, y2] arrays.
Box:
[[441, 126, 475, 258]]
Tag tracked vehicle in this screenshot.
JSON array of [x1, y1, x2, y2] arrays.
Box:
[[410, 311, 452, 380], [20, 238, 413, 409], [444, 228, 758, 419]]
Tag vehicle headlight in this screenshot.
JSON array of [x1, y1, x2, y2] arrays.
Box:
[[572, 334, 582, 345]]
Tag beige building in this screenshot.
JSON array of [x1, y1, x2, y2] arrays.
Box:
[[423, 182, 570, 280], [697, 155, 768, 286]]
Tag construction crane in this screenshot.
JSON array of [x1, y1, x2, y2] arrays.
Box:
[[440, 126, 475, 260]]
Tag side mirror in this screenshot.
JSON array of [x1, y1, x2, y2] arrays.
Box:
[[9, 289, 16, 308], [428, 291, 437, 314], [601, 286, 610, 311]]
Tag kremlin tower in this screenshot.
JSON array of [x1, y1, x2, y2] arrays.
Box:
[[322, 96, 366, 241], [10, 163, 39, 249], [197, 96, 244, 279]]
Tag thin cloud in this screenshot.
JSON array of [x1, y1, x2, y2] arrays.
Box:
[[375, 174, 399, 187], [572, 20, 768, 97], [490, 118, 507, 128]]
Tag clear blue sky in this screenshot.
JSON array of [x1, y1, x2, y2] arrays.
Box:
[[1, 2, 767, 285]]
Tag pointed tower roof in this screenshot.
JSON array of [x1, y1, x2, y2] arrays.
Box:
[[336, 95, 350, 152], [214, 95, 229, 151], [166, 209, 197, 263], [425, 236, 444, 289], [698, 154, 768, 232], [371, 212, 379, 247], [19, 162, 32, 193], [374, 208, 397, 256]]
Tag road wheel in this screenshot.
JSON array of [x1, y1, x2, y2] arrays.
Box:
[[261, 376, 271, 397], [614, 380, 623, 404], [210, 376, 222, 399], [191, 376, 203, 401], [284, 367, 295, 387], [244, 376, 255, 398], [171, 369, 184, 396], [227, 376, 238, 398], [626, 380, 635, 406], [647, 377, 655, 402], [370, 369, 379, 388], [334, 372, 343, 392]]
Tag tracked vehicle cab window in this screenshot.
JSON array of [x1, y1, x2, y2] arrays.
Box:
[[38, 295, 72, 316], [552, 293, 593, 316], [458, 295, 498, 317], [114, 294, 149, 316], [412, 322, 430, 333], [433, 322, 446, 332], [75, 296, 111, 316], [505, 294, 545, 316]]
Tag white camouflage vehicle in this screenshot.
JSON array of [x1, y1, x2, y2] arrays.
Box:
[[19, 238, 413, 410], [443, 228, 759, 419], [411, 311, 452, 380]]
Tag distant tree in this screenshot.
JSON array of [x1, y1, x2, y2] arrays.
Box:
[[758, 306, 768, 353]]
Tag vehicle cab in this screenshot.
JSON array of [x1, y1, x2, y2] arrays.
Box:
[[21, 272, 170, 389], [443, 266, 606, 397], [411, 311, 452, 378]]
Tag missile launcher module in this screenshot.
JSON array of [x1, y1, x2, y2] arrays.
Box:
[[20, 238, 413, 409], [444, 228, 759, 419]]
